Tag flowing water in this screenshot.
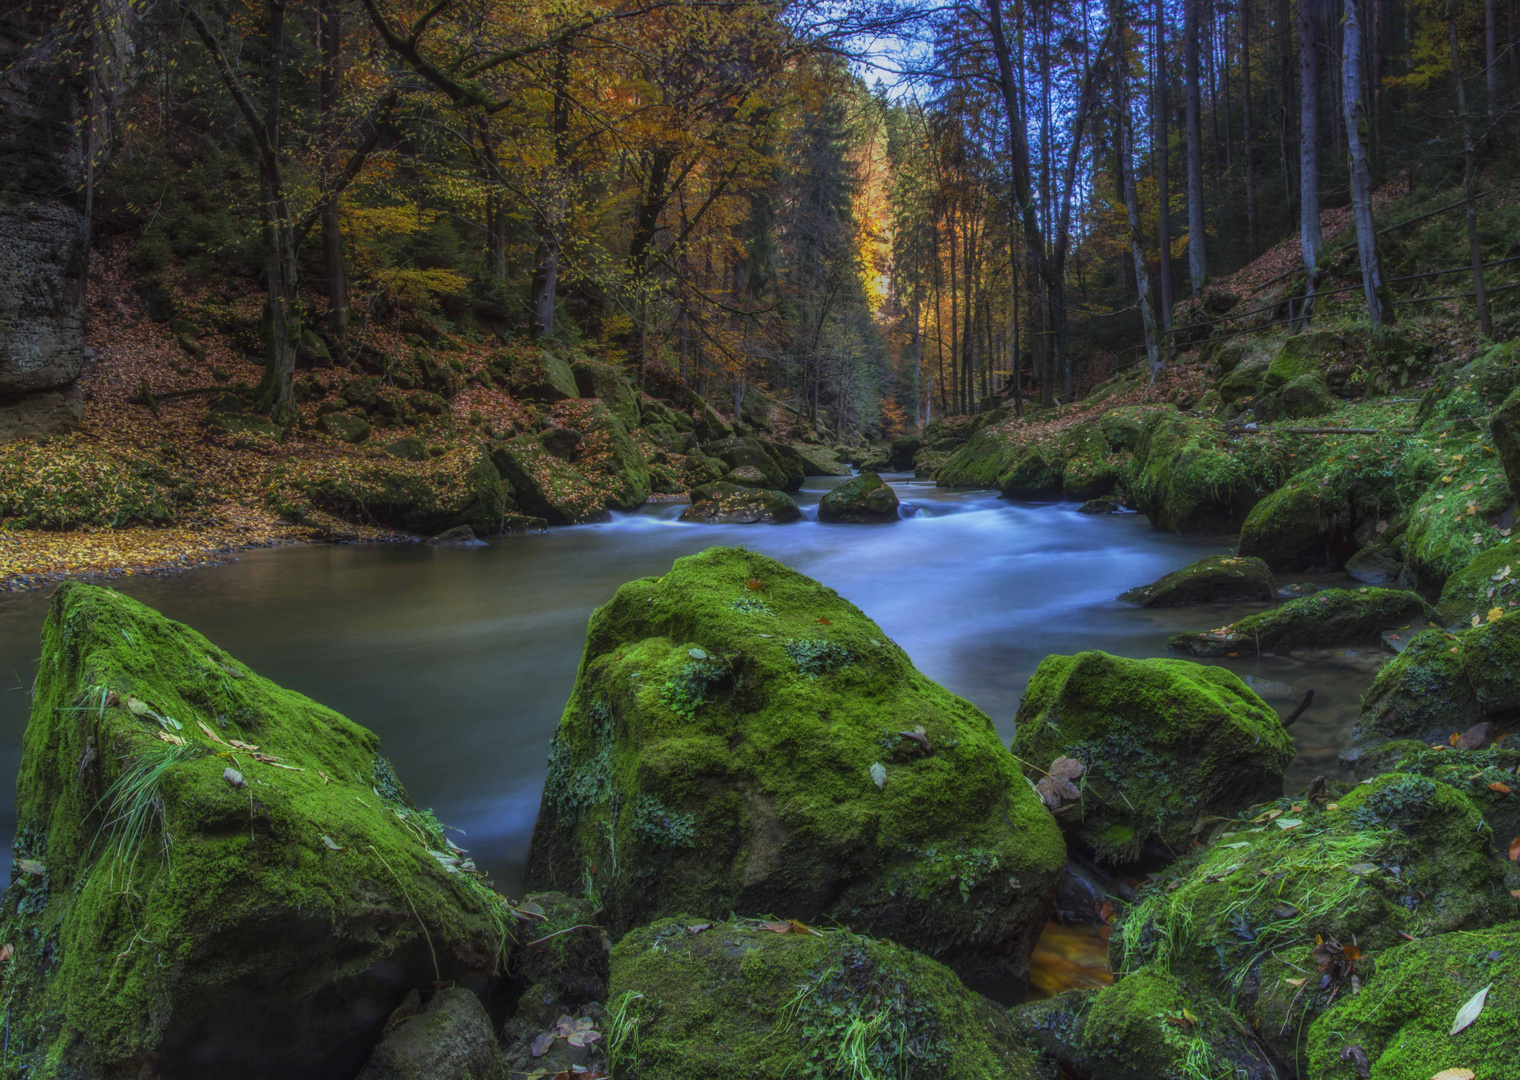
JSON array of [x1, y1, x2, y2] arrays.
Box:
[[0, 474, 1380, 896]]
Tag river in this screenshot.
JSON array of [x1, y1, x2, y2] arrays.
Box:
[[0, 474, 1378, 892]]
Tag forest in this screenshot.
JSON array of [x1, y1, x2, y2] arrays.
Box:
[[6, 0, 1520, 1078]]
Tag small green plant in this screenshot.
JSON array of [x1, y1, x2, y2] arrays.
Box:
[[605, 990, 647, 1072], [632, 793, 696, 848], [784, 639, 853, 679], [544, 697, 616, 820], [729, 597, 773, 615], [92, 741, 203, 872], [660, 657, 727, 719]]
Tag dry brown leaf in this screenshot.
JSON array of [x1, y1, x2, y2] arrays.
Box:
[[1489, 782, 1512, 794], [197, 719, 228, 746], [1430, 1070, 1475, 1080]]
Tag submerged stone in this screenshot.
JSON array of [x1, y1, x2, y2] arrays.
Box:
[[817, 471, 900, 523], [1169, 586, 1434, 657], [1012, 651, 1293, 863], [1117, 554, 1275, 607], [524, 547, 1064, 988], [606, 916, 1045, 1080], [0, 585, 505, 1080]]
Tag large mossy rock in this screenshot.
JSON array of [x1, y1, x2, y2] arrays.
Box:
[[702, 435, 801, 491], [524, 548, 1065, 985], [1118, 554, 1275, 607], [491, 438, 609, 525], [0, 585, 504, 1080], [997, 444, 1065, 499], [1011, 652, 1293, 863], [1306, 924, 1520, 1080], [1128, 412, 1281, 533], [1112, 773, 1516, 1073], [569, 358, 639, 429], [1169, 586, 1434, 657], [1079, 967, 1276, 1080], [817, 471, 899, 523], [1344, 615, 1520, 761], [274, 452, 508, 536], [1490, 384, 1520, 495], [679, 482, 802, 524], [1255, 369, 1335, 422], [606, 917, 1044, 1080], [499, 348, 579, 402], [935, 423, 1025, 488], [549, 400, 650, 510], [1262, 331, 1342, 391], [1218, 361, 1267, 404], [1235, 477, 1347, 571]]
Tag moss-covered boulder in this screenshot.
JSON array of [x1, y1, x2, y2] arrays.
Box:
[[355, 989, 504, 1080], [888, 433, 924, 470], [548, 400, 651, 510], [702, 435, 801, 492], [1257, 369, 1336, 423], [491, 438, 609, 525], [1345, 544, 1403, 584], [1169, 586, 1434, 657], [789, 442, 852, 477], [1490, 383, 1520, 495], [1218, 361, 1268, 404], [1436, 540, 1520, 624], [317, 411, 371, 443], [817, 472, 899, 524], [499, 348, 579, 402], [1012, 651, 1293, 863], [606, 916, 1044, 1080], [679, 482, 801, 524], [1306, 924, 1520, 1079], [1128, 412, 1282, 533], [1262, 331, 1341, 391], [1118, 555, 1275, 607], [1112, 774, 1516, 1073], [524, 548, 1065, 985], [569, 358, 639, 429], [1236, 479, 1348, 571], [997, 444, 1065, 499], [1345, 615, 1520, 760], [0, 585, 505, 1080], [1080, 967, 1276, 1080], [936, 423, 1025, 488], [273, 452, 508, 536]]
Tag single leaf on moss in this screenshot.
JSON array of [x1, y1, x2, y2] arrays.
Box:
[[1509, 836, 1520, 861], [870, 761, 887, 789], [1431, 1069, 1475, 1080], [1450, 984, 1490, 1035]]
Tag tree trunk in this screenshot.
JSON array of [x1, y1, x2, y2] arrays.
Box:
[[1343, 0, 1395, 324], [1242, 0, 1257, 255], [1155, 0, 1174, 328], [1184, 0, 1208, 292], [1277, 0, 1297, 226], [530, 38, 572, 338], [1487, 0, 1499, 122], [319, 0, 347, 335], [1451, 9, 1494, 335], [1298, 0, 1324, 328], [256, 1, 298, 420], [1116, 0, 1163, 381]]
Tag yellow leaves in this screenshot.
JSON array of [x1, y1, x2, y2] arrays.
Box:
[[1488, 607, 1505, 624]]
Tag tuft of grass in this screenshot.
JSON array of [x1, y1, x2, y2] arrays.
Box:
[[91, 741, 203, 872], [605, 990, 647, 1072]]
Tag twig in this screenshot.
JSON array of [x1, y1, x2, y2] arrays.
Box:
[[368, 845, 439, 981], [525, 923, 600, 947], [1282, 690, 1316, 729], [1228, 426, 1416, 436]]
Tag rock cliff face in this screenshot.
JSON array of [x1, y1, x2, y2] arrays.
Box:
[[0, 3, 105, 438]]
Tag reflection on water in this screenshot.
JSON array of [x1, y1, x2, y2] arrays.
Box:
[[0, 475, 1383, 891]]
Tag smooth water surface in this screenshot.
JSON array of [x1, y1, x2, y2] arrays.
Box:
[[0, 475, 1378, 891]]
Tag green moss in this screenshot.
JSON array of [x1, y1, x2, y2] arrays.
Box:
[[525, 548, 1065, 986], [1347, 628, 1484, 755], [1306, 923, 1520, 1079], [607, 916, 1043, 1080], [1081, 966, 1273, 1080], [1012, 651, 1293, 863], [1112, 773, 1514, 1073], [680, 483, 802, 524], [0, 584, 506, 1078], [817, 473, 899, 523], [1169, 587, 1434, 657], [1127, 412, 1287, 533], [1437, 540, 1520, 624], [1263, 332, 1342, 391], [271, 449, 507, 535], [997, 445, 1065, 498], [491, 436, 608, 525], [935, 424, 1028, 488], [1118, 555, 1275, 607]]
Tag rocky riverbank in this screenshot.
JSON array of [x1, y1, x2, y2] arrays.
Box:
[[3, 530, 1516, 1079]]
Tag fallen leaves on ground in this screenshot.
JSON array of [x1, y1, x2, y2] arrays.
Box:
[[1036, 756, 1085, 809]]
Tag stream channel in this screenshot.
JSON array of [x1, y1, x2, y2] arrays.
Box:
[[0, 473, 1382, 985]]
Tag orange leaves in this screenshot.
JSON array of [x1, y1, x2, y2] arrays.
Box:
[[756, 919, 823, 936], [1489, 781, 1512, 794], [1507, 836, 1520, 861]]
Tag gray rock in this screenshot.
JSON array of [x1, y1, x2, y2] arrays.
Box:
[[0, 383, 82, 441], [426, 525, 486, 547], [357, 989, 504, 1080]]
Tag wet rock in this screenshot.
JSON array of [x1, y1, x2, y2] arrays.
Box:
[[1277, 581, 1321, 598], [1118, 554, 1275, 607], [356, 989, 504, 1080], [722, 464, 772, 489], [607, 917, 1046, 1079], [1238, 481, 1348, 571], [1112, 773, 1515, 1074], [817, 472, 900, 523], [1079, 495, 1125, 514], [281, 452, 508, 536], [1012, 651, 1292, 863], [524, 548, 1064, 988], [888, 433, 924, 470], [1345, 545, 1402, 584], [502, 513, 548, 533], [0, 585, 504, 1080], [1169, 587, 1434, 657], [679, 482, 801, 524], [1306, 924, 1520, 1080], [426, 525, 486, 547], [1008, 989, 1099, 1078]]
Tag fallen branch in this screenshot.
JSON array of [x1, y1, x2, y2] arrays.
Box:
[[1282, 689, 1316, 729], [1227, 426, 1416, 436], [127, 386, 230, 407]]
